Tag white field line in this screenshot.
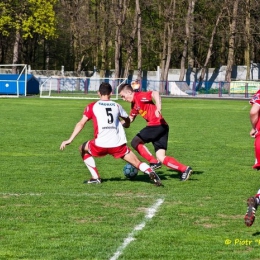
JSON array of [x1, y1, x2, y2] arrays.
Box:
[[0, 192, 155, 198], [109, 198, 165, 260]]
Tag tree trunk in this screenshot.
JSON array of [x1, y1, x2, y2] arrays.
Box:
[[113, 0, 128, 78], [114, 27, 121, 78], [100, 0, 109, 78], [225, 0, 239, 82], [159, 25, 167, 93], [199, 7, 225, 83], [136, 0, 142, 81], [245, 0, 251, 80], [45, 40, 50, 71], [187, 0, 196, 69], [159, 0, 176, 94], [12, 30, 20, 74], [179, 0, 195, 80], [76, 55, 85, 76], [123, 0, 139, 79], [179, 39, 188, 81]]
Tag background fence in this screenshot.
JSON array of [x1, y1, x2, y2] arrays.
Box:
[[36, 76, 260, 99]]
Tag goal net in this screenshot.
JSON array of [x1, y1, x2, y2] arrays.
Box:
[[0, 64, 28, 98], [39, 77, 128, 100]]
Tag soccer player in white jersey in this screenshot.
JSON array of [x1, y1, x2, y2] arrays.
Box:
[[60, 82, 162, 186]]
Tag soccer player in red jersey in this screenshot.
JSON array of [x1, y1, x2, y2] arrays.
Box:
[[118, 83, 193, 181], [249, 89, 260, 169], [60, 82, 162, 186], [244, 90, 260, 226]]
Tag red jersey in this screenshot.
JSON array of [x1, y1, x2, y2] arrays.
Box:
[[130, 91, 167, 126], [250, 90, 260, 106], [250, 90, 260, 130]]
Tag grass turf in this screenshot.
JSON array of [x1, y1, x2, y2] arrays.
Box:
[[0, 97, 260, 260]]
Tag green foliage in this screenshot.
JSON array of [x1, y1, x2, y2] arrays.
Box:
[[0, 0, 57, 39], [0, 97, 258, 259], [22, 0, 57, 39], [0, 2, 13, 36]]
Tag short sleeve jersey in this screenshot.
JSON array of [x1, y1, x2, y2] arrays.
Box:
[[250, 90, 260, 106], [250, 90, 260, 130], [130, 91, 167, 126], [84, 100, 128, 148]]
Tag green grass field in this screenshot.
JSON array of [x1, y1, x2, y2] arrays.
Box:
[[1, 97, 260, 260]]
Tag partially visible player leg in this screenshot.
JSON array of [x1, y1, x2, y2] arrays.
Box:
[[154, 130, 193, 181], [253, 136, 260, 170], [80, 141, 101, 184], [162, 155, 192, 181], [83, 153, 101, 183], [123, 150, 162, 186], [244, 189, 260, 227], [131, 136, 159, 165]]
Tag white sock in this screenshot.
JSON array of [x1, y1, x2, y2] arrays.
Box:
[[84, 156, 100, 179], [138, 162, 152, 174]]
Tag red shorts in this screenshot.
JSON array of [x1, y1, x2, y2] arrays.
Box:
[[87, 140, 130, 158]]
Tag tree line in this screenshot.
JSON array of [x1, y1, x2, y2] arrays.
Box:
[[0, 0, 260, 83]]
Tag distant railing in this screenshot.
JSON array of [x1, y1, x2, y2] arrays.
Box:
[[128, 79, 260, 98], [35, 75, 260, 99]]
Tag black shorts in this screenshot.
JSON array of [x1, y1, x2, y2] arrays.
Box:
[[137, 124, 169, 152]]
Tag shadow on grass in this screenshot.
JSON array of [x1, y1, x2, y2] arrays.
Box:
[[83, 169, 204, 184], [83, 174, 157, 185], [252, 231, 260, 236], [157, 169, 204, 181]]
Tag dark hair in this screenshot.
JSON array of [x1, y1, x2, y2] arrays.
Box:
[[118, 83, 133, 93], [99, 82, 112, 95]]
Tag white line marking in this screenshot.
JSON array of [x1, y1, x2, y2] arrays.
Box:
[[109, 198, 164, 260], [0, 192, 153, 198], [242, 105, 248, 110]]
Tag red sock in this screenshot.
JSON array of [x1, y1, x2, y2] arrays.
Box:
[[163, 156, 186, 172], [136, 144, 157, 163], [254, 136, 260, 169]]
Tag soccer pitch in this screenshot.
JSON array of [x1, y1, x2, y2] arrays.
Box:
[[1, 97, 259, 259]]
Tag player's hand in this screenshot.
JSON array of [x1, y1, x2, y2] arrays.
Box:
[[250, 129, 258, 138], [122, 120, 130, 128], [155, 109, 161, 118], [121, 117, 131, 128], [60, 140, 71, 150]]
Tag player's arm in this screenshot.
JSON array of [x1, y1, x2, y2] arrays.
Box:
[[120, 115, 136, 127], [152, 91, 162, 117], [250, 103, 260, 137], [60, 115, 88, 150], [121, 116, 131, 128]]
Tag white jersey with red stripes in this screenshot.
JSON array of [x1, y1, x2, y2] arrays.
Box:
[[84, 100, 128, 148]]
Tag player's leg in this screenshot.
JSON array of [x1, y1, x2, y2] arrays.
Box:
[[253, 136, 260, 169], [153, 126, 193, 181], [121, 149, 162, 186], [80, 140, 101, 184], [244, 189, 260, 227], [131, 135, 159, 165], [158, 149, 192, 181]]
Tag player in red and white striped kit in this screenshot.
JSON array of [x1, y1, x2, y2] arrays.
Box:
[[60, 82, 162, 186], [118, 83, 192, 181]]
